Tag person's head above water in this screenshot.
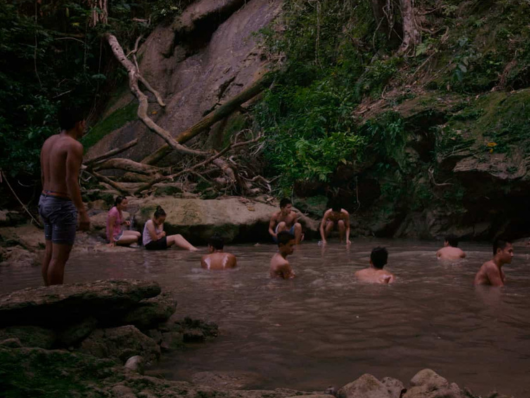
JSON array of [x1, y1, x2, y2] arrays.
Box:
[[277, 231, 295, 255], [444, 234, 459, 247], [208, 234, 224, 252], [370, 247, 388, 269], [279, 198, 292, 214], [114, 196, 128, 210], [153, 206, 166, 224], [493, 239, 514, 263], [58, 104, 86, 138]]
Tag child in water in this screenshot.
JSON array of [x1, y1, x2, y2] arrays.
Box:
[[269, 231, 296, 279], [143, 206, 197, 251], [355, 247, 395, 284], [436, 234, 466, 260], [201, 234, 237, 270]]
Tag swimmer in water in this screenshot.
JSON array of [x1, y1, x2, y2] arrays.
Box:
[[270, 231, 296, 279], [474, 239, 513, 287], [201, 235, 237, 270], [319, 202, 351, 246], [355, 247, 395, 284], [436, 234, 466, 260]]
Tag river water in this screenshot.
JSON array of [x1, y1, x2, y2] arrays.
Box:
[[1, 240, 529, 397]]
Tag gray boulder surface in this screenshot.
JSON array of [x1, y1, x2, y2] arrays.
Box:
[[338, 374, 392, 398]]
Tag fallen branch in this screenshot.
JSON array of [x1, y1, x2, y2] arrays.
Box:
[[92, 158, 169, 175], [84, 139, 138, 165], [84, 170, 132, 195], [0, 171, 42, 227]]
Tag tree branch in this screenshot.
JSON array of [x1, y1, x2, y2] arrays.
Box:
[[84, 138, 138, 165]]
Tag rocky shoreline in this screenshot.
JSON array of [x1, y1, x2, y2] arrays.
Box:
[[0, 280, 514, 398]]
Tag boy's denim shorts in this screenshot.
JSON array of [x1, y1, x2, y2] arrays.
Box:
[[38, 194, 77, 245]]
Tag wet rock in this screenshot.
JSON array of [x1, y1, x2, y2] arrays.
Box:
[[57, 316, 98, 347], [160, 331, 183, 352], [404, 369, 464, 398], [0, 325, 56, 349], [112, 384, 138, 398], [0, 338, 22, 348], [79, 325, 161, 364], [119, 292, 177, 330], [288, 395, 335, 398], [0, 279, 161, 328], [124, 355, 145, 374], [381, 377, 406, 398], [0, 245, 40, 267], [191, 371, 266, 390], [338, 374, 392, 398]]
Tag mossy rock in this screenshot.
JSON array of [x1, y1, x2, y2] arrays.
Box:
[[293, 196, 328, 218], [82, 102, 137, 149]]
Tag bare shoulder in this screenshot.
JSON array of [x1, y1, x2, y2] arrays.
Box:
[[67, 138, 84, 153], [270, 211, 279, 220], [341, 209, 350, 217]]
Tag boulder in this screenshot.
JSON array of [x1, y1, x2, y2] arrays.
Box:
[[338, 374, 392, 398], [57, 316, 98, 347], [191, 371, 266, 390], [133, 197, 318, 244], [0, 280, 161, 328], [79, 325, 160, 364], [403, 369, 464, 398], [0, 325, 56, 349], [124, 355, 145, 374], [0, 245, 40, 267], [0, 338, 22, 348], [118, 292, 177, 330], [381, 377, 406, 398]]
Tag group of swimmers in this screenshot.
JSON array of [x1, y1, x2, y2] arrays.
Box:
[[38, 106, 515, 287]]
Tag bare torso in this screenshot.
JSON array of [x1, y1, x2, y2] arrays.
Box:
[[355, 268, 395, 284], [474, 260, 505, 286], [269, 253, 295, 279], [201, 252, 237, 270], [437, 247, 466, 261], [325, 209, 349, 224], [41, 134, 83, 196], [272, 210, 298, 229]]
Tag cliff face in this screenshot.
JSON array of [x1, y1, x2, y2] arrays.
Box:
[[86, 0, 281, 163]]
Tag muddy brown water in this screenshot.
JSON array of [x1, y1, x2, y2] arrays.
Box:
[[1, 240, 529, 397]]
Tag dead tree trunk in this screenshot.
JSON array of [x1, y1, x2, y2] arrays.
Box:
[[398, 0, 420, 54]]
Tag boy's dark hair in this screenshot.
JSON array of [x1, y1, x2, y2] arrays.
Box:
[[154, 206, 166, 219], [114, 196, 126, 206], [445, 234, 459, 247], [277, 231, 295, 246], [208, 234, 224, 250], [493, 239, 512, 255], [58, 105, 86, 131], [370, 247, 388, 269], [279, 198, 292, 208], [331, 202, 342, 213]]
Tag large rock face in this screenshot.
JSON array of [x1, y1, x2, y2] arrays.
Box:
[[87, 0, 282, 163], [133, 197, 319, 243]]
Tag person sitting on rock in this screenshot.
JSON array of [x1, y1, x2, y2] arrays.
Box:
[[270, 231, 296, 279], [107, 196, 141, 247], [355, 247, 395, 284], [143, 206, 197, 251], [201, 234, 237, 270], [268, 198, 303, 245], [474, 239, 513, 287], [319, 202, 351, 246], [436, 234, 466, 260]]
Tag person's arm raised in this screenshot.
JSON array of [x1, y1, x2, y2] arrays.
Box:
[[66, 142, 89, 231]]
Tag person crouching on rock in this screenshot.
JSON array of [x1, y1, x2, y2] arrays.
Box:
[[436, 234, 466, 260], [270, 231, 296, 279], [143, 206, 197, 251], [201, 234, 237, 270], [107, 196, 141, 247], [355, 247, 395, 284]]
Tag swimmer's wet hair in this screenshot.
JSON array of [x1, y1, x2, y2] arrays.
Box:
[[493, 239, 512, 255], [277, 231, 295, 246], [58, 104, 86, 131], [280, 198, 292, 208], [114, 196, 127, 206], [154, 206, 166, 218], [445, 234, 459, 247], [209, 234, 224, 250], [371, 247, 388, 269]]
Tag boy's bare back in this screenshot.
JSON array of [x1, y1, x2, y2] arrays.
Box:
[[355, 268, 395, 284], [201, 253, 237, 270], [41, 134, 83, 195], [270, 253, 295, 279], [437, 246, 466, 261]]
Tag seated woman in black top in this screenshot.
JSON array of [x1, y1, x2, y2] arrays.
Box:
[[142, 206, 197, 251]]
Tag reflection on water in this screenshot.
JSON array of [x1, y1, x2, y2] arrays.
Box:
[[1, 239, 529, 397]]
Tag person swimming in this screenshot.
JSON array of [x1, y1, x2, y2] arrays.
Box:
[[319, 201, 351, 246], [436, 234, 466, 260], [269, 231, 296, 279], [474, 239, 513, 287], [106, 196, 141, 247], [355, 247, 395, 284], [201, 234, 237, 270], [143, 206, 197, 251], [268, 198, 303, 245]]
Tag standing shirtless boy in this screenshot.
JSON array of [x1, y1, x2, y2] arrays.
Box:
[[39, 106, 90, 286], [436, 234, 466, 260], [474, 239, 513, 287], [320, 203, 351, 246], [268, 198, 303, 245], [201, 235, 237, 270], [270, 231, 296, 279]]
